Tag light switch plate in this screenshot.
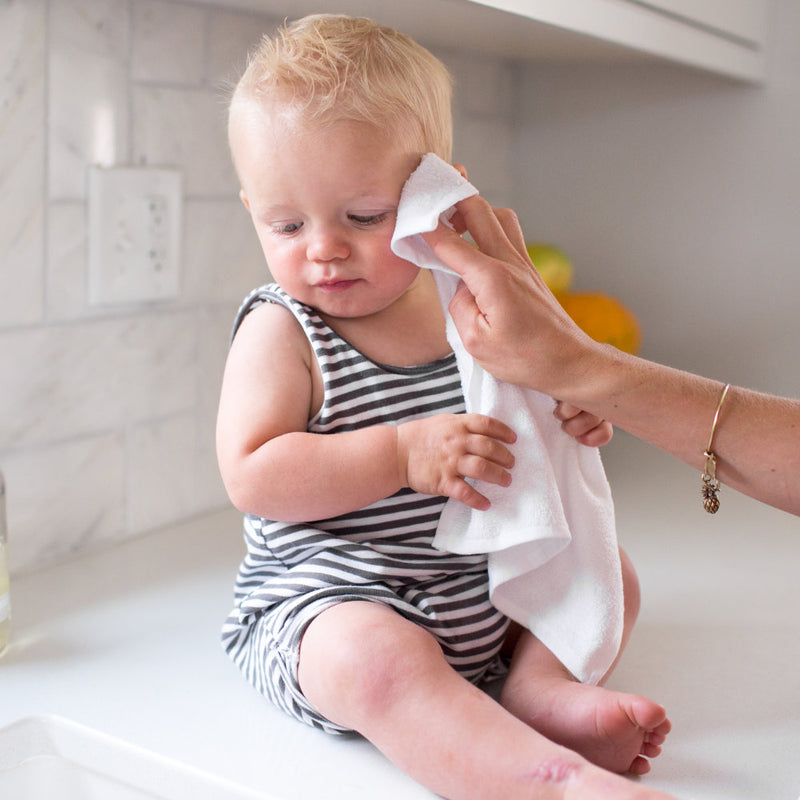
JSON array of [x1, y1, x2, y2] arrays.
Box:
[[88, 167, 183, 305]]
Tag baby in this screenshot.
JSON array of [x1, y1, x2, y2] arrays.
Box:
[[217, 14, 672, 800]]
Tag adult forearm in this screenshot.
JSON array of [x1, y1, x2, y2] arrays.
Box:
[[561, 344, 800, 516]]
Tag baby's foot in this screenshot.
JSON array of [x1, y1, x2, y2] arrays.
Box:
[[502, 676, 671, 775], [564, 760, 679, 800]]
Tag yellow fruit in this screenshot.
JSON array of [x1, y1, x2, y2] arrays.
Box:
[[558, 292, 641, 354], [526, 243, 574, 295]]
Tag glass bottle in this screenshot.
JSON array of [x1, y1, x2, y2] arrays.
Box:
[[0, 471, 9, 657]]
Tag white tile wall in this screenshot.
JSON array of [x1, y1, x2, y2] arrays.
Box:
[[0, 0, 46, 329], [132, 1, 207, 85], [0, 0, 518, 575], [133, 85, 236, 196], [2, 432, 126, 570], [48, 0, 130, 198]]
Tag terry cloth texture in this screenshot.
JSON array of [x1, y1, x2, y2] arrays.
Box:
[[391, 153, 624, 685]]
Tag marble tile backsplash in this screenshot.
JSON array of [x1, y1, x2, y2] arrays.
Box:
[[0, 0, 517, 575], [1, 0, 270, 574]]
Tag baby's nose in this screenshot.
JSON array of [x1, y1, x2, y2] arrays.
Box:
[[306, 226, 350, 262]]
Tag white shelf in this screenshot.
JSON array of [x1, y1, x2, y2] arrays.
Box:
[[189, 0, 771, 82]]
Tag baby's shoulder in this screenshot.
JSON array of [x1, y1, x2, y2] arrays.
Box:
[[236, 297, 306, 346], [226, 306, 308, 389]]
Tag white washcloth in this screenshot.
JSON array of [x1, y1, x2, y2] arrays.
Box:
[[391, 154, 623, 685]]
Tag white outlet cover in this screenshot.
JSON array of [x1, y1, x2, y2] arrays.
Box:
[[88, 166, 183, 306]]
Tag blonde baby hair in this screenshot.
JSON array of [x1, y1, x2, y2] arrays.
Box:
[[229, 14, 453, 164]]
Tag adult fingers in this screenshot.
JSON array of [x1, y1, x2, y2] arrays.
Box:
[[493, 206, 533, 264], [453, 195, 527, 268]]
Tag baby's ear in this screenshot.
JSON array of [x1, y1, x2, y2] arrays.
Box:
[[453, 163, 468, 180], [239, 189, 250, 211]]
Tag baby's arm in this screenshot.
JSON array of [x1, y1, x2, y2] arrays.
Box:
[[216, 302, 516, 522], [554, 401, 614, 447]]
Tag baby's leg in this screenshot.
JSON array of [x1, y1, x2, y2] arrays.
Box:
[[298, 600, 676, 800], [500, 548, 671, 775]]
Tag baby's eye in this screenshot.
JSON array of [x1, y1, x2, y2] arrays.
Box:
[[348, 212, 390, 227], [271, 221, 303, 235]]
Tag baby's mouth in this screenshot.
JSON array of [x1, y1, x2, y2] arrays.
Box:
[[316, 278, 359, 293]]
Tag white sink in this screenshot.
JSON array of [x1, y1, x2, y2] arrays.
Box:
[[0, 715, 271, 799]]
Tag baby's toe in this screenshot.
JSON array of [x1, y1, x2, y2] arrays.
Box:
[[627, 755, 652, 776], [640, 740, 662, 759]]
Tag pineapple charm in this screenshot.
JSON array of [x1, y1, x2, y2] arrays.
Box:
[[701, 474, 720, 514], [701, 451, 721, 514]]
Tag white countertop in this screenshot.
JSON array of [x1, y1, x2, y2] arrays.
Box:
[[3, 459, 800, 800], [0, 507, 433, 799]]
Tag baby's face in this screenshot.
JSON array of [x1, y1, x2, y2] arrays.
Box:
[[233, 105, 424, 320]]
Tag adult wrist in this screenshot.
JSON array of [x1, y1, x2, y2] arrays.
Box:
[[545, 337, 624, 416]]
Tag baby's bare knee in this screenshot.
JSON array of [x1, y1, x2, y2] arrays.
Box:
[[299, 602, 442, 727]]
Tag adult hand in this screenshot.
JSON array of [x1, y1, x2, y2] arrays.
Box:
[[427, 191, 800, 518], [423, 195, 598, 399]]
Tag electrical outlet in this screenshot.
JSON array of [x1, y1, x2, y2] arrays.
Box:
[[88, 167, 183, 305]]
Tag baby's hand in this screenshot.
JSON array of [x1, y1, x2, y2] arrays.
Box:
[[554, 401, 613, 447], [396, 414, 516, 510]]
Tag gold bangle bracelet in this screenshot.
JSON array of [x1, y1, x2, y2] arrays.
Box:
[[701, 383, 730, 514]]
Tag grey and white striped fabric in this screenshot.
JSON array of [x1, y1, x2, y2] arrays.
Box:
[[221, 284, 510, 734]]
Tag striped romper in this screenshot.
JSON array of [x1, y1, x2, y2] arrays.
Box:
[[221, 284, 510, 734]]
